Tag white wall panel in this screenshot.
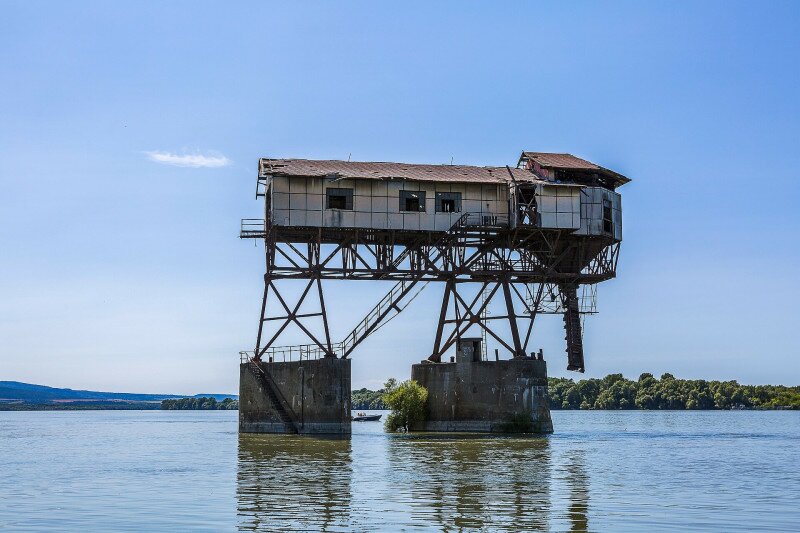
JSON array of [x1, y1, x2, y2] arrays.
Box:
[[290, 210, 307, 227], [388, 213, 403, 229], [539, 213, 557, 228], [540, 195, 557, 213], [307, 177, 323, 194], [557, 212, 577, 228], [371, 195, 388, 212], [403, 213, 420, 231], [307, 194, 323, 211], [273, 209, 290, 226], [372, 213, 387, 230], [556, 196, 573, 212], [289, 193, 307, 210], [385, 180, 402, 194], [355, 212, 371, 228], [323, 210, 343, 228], [272, 192, 290, 210], [464, 184, 481, 200], [306, 210, 322, 227], [462, 199, 482, 214], [353, 195, 370, 212], [289, 178, 307, 194], [355, 180, 372, 196], [273, 176, 290, 194], [372, 181, 388, 195]]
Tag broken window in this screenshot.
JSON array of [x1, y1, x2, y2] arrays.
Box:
[[326, 188, 353, 210], [602, 199, 613, 234], [399, 190, 426, 212], [435, 192, 462, 213], [515, 185, 538, 225]]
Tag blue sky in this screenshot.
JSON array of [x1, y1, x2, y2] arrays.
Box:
[[1, 1, 798, 394]]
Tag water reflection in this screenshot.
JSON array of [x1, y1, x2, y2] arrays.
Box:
[[387, 435, 553, 531], [237, 434, 352, 531], [236, 430, 594, 531], [564, 450, 590, 532]]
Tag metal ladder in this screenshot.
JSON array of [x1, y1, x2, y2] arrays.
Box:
[[561, 284, 585, 372], [245, 359, 300, 433]]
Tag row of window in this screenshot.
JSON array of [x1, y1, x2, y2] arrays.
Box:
[[326, 188, 462, 213]]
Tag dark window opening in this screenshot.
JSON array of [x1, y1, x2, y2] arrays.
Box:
[[326, 188, 353, 210], [435, 192, 462, 213], [400, 190, 426, 212], [602, 199, 613, 234], [515, 186, 537, 225]]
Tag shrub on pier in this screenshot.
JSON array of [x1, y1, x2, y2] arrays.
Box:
[[382, 379, 428, 432]]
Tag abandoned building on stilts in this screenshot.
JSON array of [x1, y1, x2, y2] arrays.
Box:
[[239, 152, 630, 434]]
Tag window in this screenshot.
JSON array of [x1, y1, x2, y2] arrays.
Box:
[[602, 199, 613, 234], [326, 188, 353, 210], [435, 192, 462, 213], [400, 190, 426, 212]]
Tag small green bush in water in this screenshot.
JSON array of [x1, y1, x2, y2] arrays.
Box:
[[382, 379, 428, 432]]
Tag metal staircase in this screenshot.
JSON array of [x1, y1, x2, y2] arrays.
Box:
[[338, 278, 429, 357], [245, 359, 300, 433]]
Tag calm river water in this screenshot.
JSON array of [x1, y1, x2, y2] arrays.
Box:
[[1, 410, 798, 532]]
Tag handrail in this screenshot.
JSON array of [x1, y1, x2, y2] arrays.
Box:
[[240, 218, 266, 238], [241, 347, 335, 363]]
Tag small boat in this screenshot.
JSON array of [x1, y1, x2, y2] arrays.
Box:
[[352, 412, 382, 422]]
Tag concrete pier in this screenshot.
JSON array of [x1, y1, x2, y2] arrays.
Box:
[[411, 358, 553, 433], [239, 358, 351, 435]]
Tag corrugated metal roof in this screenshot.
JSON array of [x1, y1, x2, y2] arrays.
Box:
[[520, 152, 631, 185], [522, 152, 602, 170], [259, 158, 538, 184]]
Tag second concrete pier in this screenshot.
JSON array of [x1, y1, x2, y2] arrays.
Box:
[[411, 358, 553, 433]]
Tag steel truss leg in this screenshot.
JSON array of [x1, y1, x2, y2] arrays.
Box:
[[254, 273, 334, 361], [428, 278, 533, 362]]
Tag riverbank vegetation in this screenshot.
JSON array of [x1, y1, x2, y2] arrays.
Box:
[[352, 387, 388, 410], [0, 401, 160, 411], [160, 397, 239, 410], [548, 373, 800, 410], [382, 379, 428, 431]]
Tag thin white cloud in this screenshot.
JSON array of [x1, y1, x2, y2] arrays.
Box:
[[145, 150, 231, 168]]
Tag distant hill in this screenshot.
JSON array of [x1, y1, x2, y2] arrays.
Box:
[[0, 381, 237, 408]]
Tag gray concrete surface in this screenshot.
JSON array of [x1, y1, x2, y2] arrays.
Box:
[[239, 358, 351, 435], [411, 358, 553, 433]]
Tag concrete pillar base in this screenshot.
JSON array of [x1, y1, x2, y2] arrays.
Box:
[[239, 358, 351, 435], [411, 358, 553, 434]]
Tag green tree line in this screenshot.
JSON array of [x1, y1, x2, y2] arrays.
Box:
[[161, 397, 239, 410], [548, 373, 800, 410], [159, 375, 800, 412], [352, 387, 388, 410]]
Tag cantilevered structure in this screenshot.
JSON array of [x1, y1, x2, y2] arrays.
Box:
[[239, 152, 629, 434]]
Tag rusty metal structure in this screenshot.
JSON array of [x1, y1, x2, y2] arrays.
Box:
[[241, 152, 629, 372]]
